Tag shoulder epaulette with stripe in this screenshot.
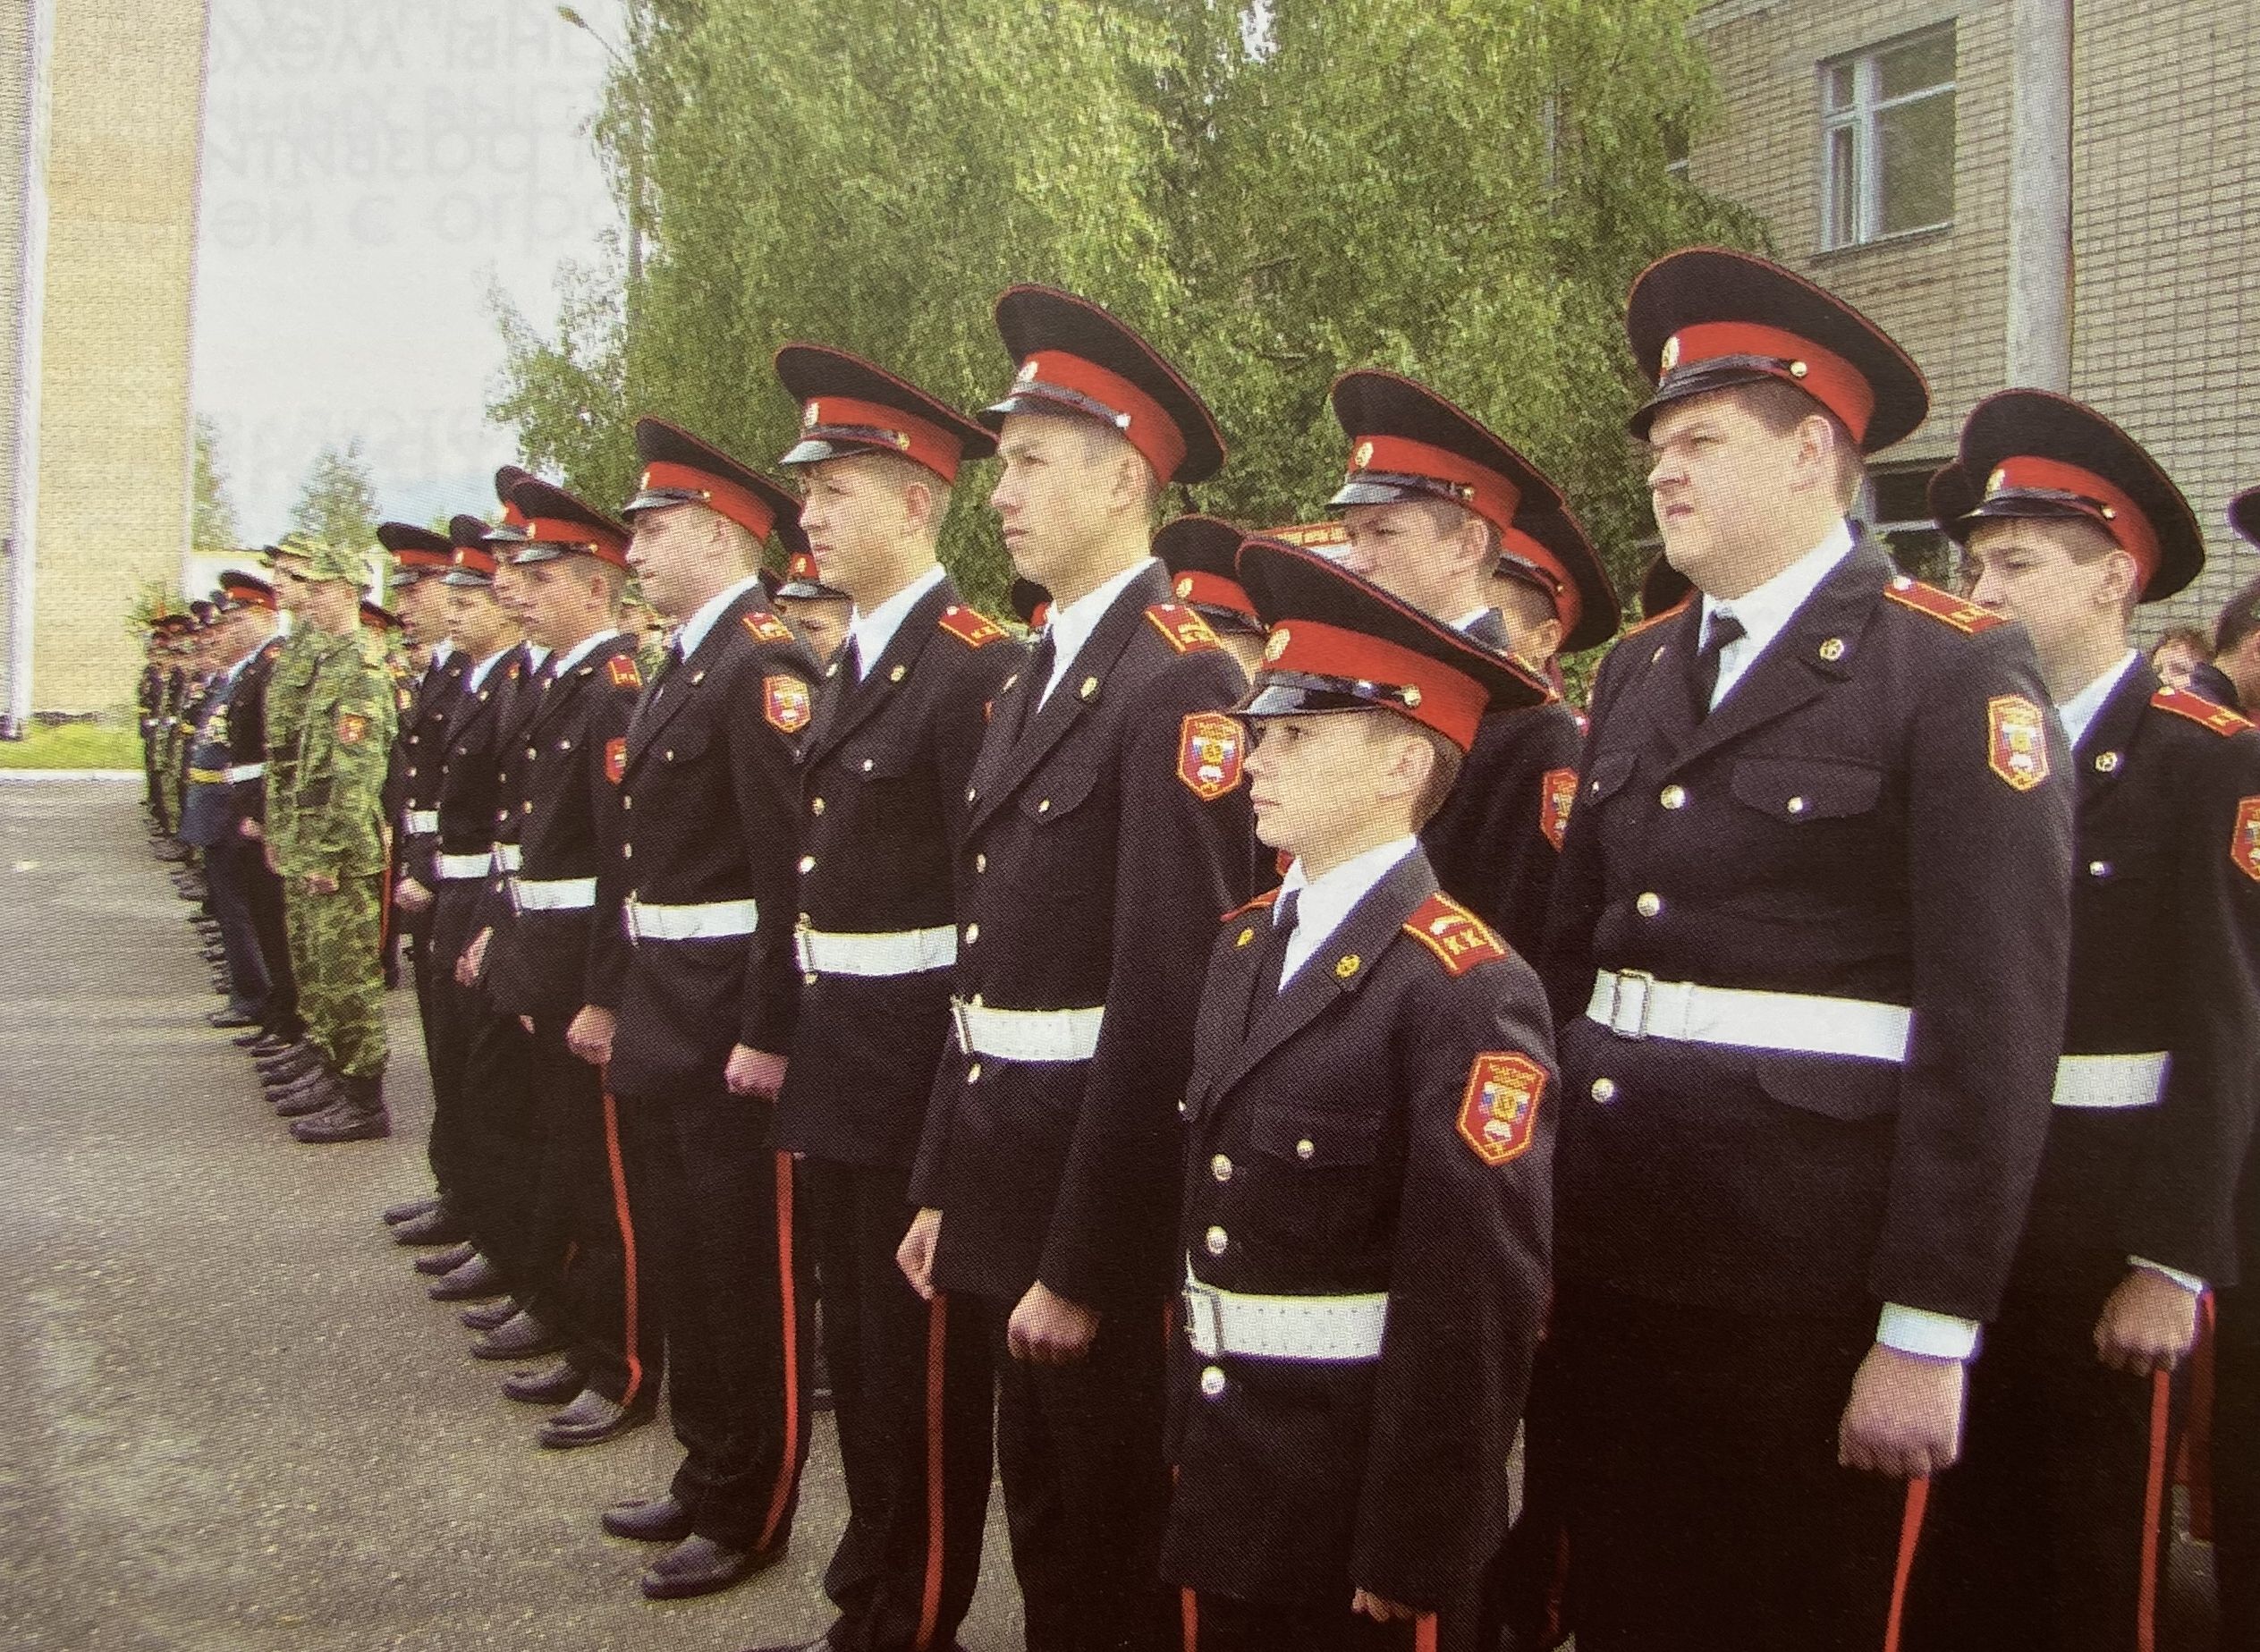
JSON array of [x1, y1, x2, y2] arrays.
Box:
[[2152, 685, 2255, 737], [1223, 887, 1282, 923], [1623, 597, 1693, 640], [1146, 602, 1220, 654], [606, 656, 643, 690], [1402, 893, 1509, 977], [1882, 576, 2003, 634], [742, 609, 796, 645], [937, 605, 1007, 648]]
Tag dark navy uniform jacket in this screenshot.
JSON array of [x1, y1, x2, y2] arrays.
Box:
[[1425, 691, 1583, 962], [1541, 536, 2077, 1324]]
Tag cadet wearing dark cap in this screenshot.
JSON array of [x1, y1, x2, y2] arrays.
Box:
[[1009, 577, 1051, 631], [900, 286, 1254, 1652], [1165, 538, 1554, 1652], [1328, 369, 1611, 954], [576, 417, 820, 1600], [1155, 513, 1266, 676], [182, 578, 284, 1032], [1898, 393, 2260, 1652], [752, 342, 1025, 1652], [774, 547, 855, 665], [1531, 249, 2075, 1651]]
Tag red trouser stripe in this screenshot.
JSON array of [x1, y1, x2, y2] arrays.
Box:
[[1180, 1588, 1199, 1652], [757, 1149, 803, 1553], [2137, 1366, 2171, 1652], [916, 1294, 949, 1649], [1882, 1477, 1929, 1652], [1414, 1611, 1439, 1651], [597, 1081, 645, 1407]]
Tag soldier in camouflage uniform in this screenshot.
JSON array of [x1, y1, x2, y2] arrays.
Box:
[[261, 535, 398, 1144]]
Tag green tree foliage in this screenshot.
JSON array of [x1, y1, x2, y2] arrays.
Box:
[[287, 441, 381, 556], [495, 0, 1766, 648], [191, 416, 241, 555]]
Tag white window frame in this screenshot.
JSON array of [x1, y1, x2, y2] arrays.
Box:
[[1819, 24, 1956, 251]]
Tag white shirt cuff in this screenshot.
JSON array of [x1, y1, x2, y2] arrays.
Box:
[[2129, 1257, 2207, 1294], [1875, 1304, 1980, 1361]]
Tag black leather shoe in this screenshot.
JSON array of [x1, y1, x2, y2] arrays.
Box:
[[601, 1495, 693, 1544], [292, 1098, 390, 1143], [259, 1048, 321, 1084], [392, 1206, 470, 1246], [502, 1358, 587, 1404], [460, 1297, 521, 1331], [414, 1241, 477, 1277], [639, 1533, 782, 1600], [274, 1072, 345, 1118], [236, 1028, 279, 1050], [428, 1253, 506, 1301], [207, 1005, 258, 1029], [538, 1388, 656, 1449], [470, 1309, 564, 1361], [383, 1195, 440, 1225]]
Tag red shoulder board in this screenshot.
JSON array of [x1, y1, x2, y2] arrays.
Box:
[[1145, 602, 1220, 654], [1882, 576, 2003, 634], [1624, 597, 1692, 638], [1402, 893, 1509, 976], [606, 656, 643, 690], [1458, 1052, 1545, 1166], [2152, 686, 2254, 737], [1222, 887, 1282, 924], [936, 604, 1006, 648], [1539, 767, 1577, 850], [742, 610, 796, 646]]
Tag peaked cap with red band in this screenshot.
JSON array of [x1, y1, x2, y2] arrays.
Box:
[[504, 477, 632, 570], [1010, 578, 1051, 631], [377, 521, 454, 570], [622, 416, 801, 546], [1947, 390, 2201, 604], [981, 284, 1225, 486], [776, 548, 849, 603], [1233, 537, 1547, 751], [1626, 247, 1928, 453], [1637, 551, 1692, 623], [215, 572, 277, 614], [1926, 460, 1978, 537], [359, 598, 402, 633], [486, 466, 537, 541], [1497, 503, 1619, 655], [443, 514, 498, 587], [774, 343, 995, 484], [1154, 513, 1260, 634]]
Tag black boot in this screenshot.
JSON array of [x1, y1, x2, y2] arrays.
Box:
[[292, 1073, 389, 1144], [258, 1044, 321, 1083], [274, 1067, 346, 1119]]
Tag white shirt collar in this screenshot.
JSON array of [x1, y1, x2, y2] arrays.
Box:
[[1697, 519, 1855, 708], [466, 644, 514, 693], [1039, 557, 1159, 705], [677, 573, 766, 660], [1454, 607, 1493, 632], [427, 639, 457, 669], [1274, 835, 1420, 992], [2058, 649, 2141, 750], [849, 563, 946, 680], [522, 642, 552, 673], [224, 640, 265, 682], [550, 627, 624, 678]]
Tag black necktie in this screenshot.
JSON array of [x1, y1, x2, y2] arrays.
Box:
[[1249, 887, 1303, 1022], [635, 639, 683, 726], [1691, 609, 1746, 716]]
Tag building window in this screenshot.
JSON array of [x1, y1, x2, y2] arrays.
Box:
[[1861, 463, 1955, 585], [1820, 25, 1956, 250], [1662, 113, 1690, 183]]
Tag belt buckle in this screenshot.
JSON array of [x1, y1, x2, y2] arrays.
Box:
[[506, 876, 522, 918], [950, 996, 974, 1055], [1609, 970, 1655, 1039], [793, 914, 814, 976], [1182, 1280, 1223, 1357], [623, 893, 642, 948]]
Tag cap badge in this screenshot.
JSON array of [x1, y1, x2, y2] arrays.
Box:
[[1659, 334, 1681, 373], [1175, 575, 1195, 598], [1352, 440, 1374, 471], [802, 402, 820, 429], [1401, 684, 1423, 708], [1987, 467, 2008, 495], [1788, 360, 1809, 378], [1015, 359, 1040, 385], [1263, 626, 1291, 664]]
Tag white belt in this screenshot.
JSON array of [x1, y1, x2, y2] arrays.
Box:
[[490, 843, 523, 874], [623, 896, 760, 942], [512, 876, 597, 913], [189, 767, 227, 784], [405, 809, 439, 834], [951, 998, 1105, 1064], [226, 761, 265, 783], [1181, 1268, 1387, 1363], [795, 922, 958, 978], [1587, 970, 1911, 1063], [2053, 1051, 2170, 1110], [436, 851, 493, 882]]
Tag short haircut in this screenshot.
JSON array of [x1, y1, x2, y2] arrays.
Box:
[[2215, 574, 2260, 659], [1353, 713, 1464, 827], [2153, 624, 2210, 657], [1077, 418, 1168, 514], [1730, 379, 1866, 505]]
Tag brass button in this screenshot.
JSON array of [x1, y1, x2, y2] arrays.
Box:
[[526, 746, 537, 759], [2088, 860, 2112, 877], [1211, 1154, 1232, 1182], [1786, 796, 1807, 815], [664, 749, 674, 762], [1037, 799, 1051, 813], [810, 797, 825, 815], [966, 786, 977, 804], [803, 971, 818, 986], [1205, 1226, 1229, 1257], [975, 852, 986, 873], [967, 1062, 983, 1082], [1634, 892, 1661, 918], [964, 923, 979, 945], [1295, 1139, 1316, 1162], [1199, 1366, 1226, 1399], [861, 758, 875, 773], [2095, 751, 2120, 774], [1660, 784, 1686, 809], [799, 855, 816, 874], [1591, 1078, 1618, 1103], [622, 843, 632, 859], [622, 795, 631, 809]]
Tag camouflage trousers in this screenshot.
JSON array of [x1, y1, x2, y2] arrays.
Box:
[[284, 870, 388, 1079]]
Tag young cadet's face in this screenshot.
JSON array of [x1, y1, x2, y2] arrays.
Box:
[[444, 584, 509, 655], [272, 563, 308, 613], [1645, 393, 1802, 589], [798, 455, 911, 597], [625, 504, 720, 622], [515, 558, 594, 650], [990, 412, 1115, 586], [1964, 518, 2129, 676], [1340, 500, 1474, 621], [782, 595, 852, 663], [492, 556, 534, 631], [1245, 712, 1395, 860], [393, 577, 444, 646]]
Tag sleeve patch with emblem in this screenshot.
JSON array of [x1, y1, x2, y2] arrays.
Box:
[[763, 674, 813, 734], [742, 610, 796, 645], [1402, 893, 1509, 974], [937, 605, 1007, 648], [607, 656, 643, 690], [335, 711, 368, 746], [2234, 798, 2260, 884], [1539, 767, 1578, 850], [1987, 694, 2050, 791], [1146, 602, 1220, 654], [605, 736, 628, 785], [1176, 711, 1245, 801], [1458, 1052, 1545, 1166], [2153, 686, 2255, 737], [1883, 577, 2005, 634]]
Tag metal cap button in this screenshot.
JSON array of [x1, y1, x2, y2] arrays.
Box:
[[1591, 1078, 1618, 1103], [799, 855, 816, 873], [1199, 1366, 1226, 1398], [1211, 1154, 1232, 1182], [1634, 892, 1661, 918], [1660, 784, 1686, 809], [1295, 1139, 1316, 1162], [1205, 1225, 1228, 1257]]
